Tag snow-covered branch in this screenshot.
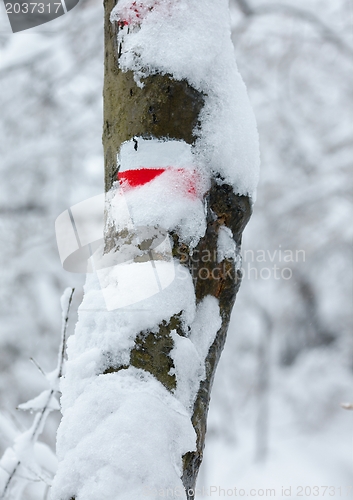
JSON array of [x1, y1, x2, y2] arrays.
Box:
[[0, 288, 74, 500]]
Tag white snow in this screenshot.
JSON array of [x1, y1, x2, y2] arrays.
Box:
[[110, 179, 207, 246], [54, 259, 196, 407], [0, 288, 70, 499], [18, 390, 60, 412], [118, 138, 197, 172], [52, 255, 223, 498], [0, 410, 58, 499], [217, 226, 237, 263], [107, 161, 208, 247], [52, 368, 196, 500], [171, 296, 222, 412], [189, 296, 222, 365], [97, 259, 175, 310]]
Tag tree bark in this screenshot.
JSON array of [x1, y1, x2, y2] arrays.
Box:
[[102, 0, 252, 496]]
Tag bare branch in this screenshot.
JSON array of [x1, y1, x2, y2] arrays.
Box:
[[30, 357, 46, 377], [0, 288, 75, 499], [232, 0, 353, 58], [0, 462, 19, 500], [30, 390, 55, 441], [58, 288, 75, 379]]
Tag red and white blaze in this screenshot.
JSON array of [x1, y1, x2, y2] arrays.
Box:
[[117, 138, 205, 199]]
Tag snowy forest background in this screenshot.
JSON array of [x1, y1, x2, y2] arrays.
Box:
[[0, 0, 352, 498]]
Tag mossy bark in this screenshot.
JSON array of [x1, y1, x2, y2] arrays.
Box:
[[103, 0, 204, 192], [101, 0, 252, 498], [178, 184, 251, 495]]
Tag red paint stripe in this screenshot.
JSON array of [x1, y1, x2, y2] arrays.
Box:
[[117, 167, 200, 199], [118, 168, 166, 187]]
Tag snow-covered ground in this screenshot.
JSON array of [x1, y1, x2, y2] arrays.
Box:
[[200, 411, 353, 499], [201, 342, 353, 498]]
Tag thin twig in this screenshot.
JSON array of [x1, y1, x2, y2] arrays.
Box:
[[30, 357, 46, 377], [0, 288, 75, 499], [0, 463, 43, 482], [58, 288, 75, 379], [0, 462, 19, 499], [31, 390, 55, 441]]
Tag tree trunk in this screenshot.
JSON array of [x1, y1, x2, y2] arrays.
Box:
[[52, 2, 256, 499], [102, 0, 252, 495]]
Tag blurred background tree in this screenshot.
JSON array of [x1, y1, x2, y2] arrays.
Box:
[[0, 0, 352, 498]]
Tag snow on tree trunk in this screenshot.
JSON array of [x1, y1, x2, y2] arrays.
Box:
[[51, 1, 259, 499]]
